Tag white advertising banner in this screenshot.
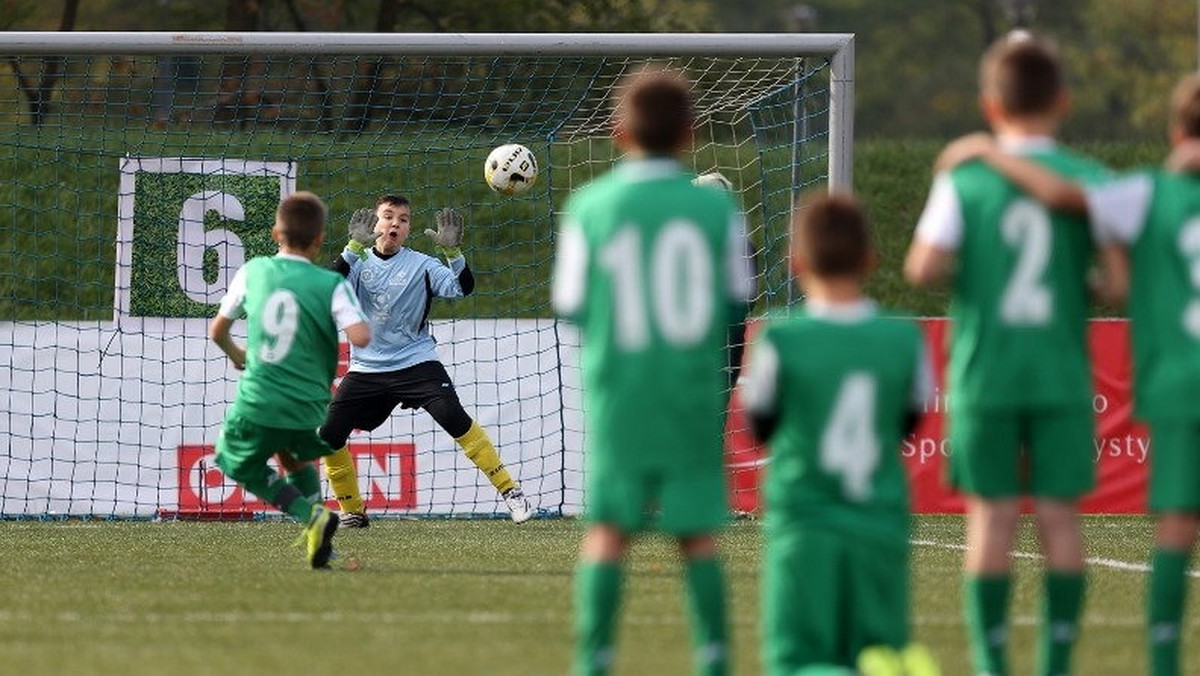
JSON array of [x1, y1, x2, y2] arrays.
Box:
[[0, 319, 583, 517]]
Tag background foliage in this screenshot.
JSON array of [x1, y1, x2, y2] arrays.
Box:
[[3, 0, 1195, 138]]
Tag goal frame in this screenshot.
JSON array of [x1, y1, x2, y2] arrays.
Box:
[[0, 31, 855, 190]]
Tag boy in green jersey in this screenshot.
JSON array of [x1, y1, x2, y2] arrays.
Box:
[[904, 32, 1106, 676], [210, 191, 371, 568], [933, 74, 1200, 676], [552, 65, 755, 676], [742, 193, 939, 676]]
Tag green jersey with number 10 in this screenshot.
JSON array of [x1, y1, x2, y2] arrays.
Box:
[[946, 149, 1107, 408], [553, 158, 754, 473], [222, 255, 361, 429]]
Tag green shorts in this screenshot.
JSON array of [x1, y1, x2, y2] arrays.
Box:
[[584, 461, 728, 536], [1147, 419, 1200, 512], [948, 405, 1095, 500], [215, 413, 334, 486], [762, 524, 908, 676]]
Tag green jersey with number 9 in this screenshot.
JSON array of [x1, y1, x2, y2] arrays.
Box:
[[553, 158, 755, 473], [742, 304, 928, 543], [1088, 170, 1200, 419], [926, 146, 1107, 408], [218, 254, 364, 429]]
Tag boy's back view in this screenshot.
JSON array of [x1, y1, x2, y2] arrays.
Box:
[[934, 74, 1200, 676], [553, 65, 754, 676], [905, 32, 1105, 676], [743, 194, 936, 676], [209, 191, 370, 568]]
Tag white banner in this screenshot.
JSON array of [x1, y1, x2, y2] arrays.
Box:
[[0, 319, 583, 517]]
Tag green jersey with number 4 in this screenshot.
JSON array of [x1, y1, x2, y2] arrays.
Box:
[[747, 306, 925, 545], [1117, 170, 1200, 418], [948, 150, 1107, 408], [226, 256, 353, 429], [553, 158, 753, 473]]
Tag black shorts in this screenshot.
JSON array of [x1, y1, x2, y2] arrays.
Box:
[[319, 361, 473, 448]]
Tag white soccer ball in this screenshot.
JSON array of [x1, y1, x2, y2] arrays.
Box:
[[484, 143, 539, 196]]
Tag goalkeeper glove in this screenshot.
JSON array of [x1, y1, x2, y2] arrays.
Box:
[[346, 207, 380, 259], [424, 207, 464, 259]]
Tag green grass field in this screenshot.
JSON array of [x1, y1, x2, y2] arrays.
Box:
[[2, 515, 1194, 676]]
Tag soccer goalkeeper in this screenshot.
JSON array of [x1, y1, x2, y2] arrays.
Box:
[[318, 195, 532, 526]]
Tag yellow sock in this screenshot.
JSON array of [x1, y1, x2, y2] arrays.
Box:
[[323, 446, 365, 514], [456, 421, 516, 494]]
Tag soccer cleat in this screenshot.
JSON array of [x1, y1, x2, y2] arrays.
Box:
[[339, 510, 370, 529], [857, 645, 905, 676], [899, 643, 942, 676], [296, 504, 339, 569], [502, 487, 534, 524]]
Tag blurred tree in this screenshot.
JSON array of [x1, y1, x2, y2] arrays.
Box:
[[6, 0, 78, 126]]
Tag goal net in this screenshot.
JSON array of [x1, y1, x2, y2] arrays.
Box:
[[0, 32, 853, 519]]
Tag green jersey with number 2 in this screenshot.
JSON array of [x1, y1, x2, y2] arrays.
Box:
[[948, 150, 1107, 408], [228, 256, 351, 429]]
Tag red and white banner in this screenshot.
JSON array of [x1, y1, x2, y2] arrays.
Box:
[[726, 318, 1150, 515], [170, 443, 416, 518]]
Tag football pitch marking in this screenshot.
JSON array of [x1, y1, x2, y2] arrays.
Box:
[[911, 538, 1200, 578]]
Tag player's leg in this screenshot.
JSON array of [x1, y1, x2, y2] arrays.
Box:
[[576, 523, 630, 676], [319, 372, 400, 526], [662, 468, 730, 676], [678, 534, 728, 676], [761, 523, 843, 676], [276, 451, 322, 506], [847, 536, 908, 657], [1144, 419, 1200, 676], [409, 362, 531, 521], [575, 462, 644, 676], [1030, 406, 1095, 676], [216, 417, 337, 568], [216, 415, 311, 521], [949, 407, 1022, 676]]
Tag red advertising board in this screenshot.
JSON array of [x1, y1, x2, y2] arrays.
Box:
[[726, 318, 1150, 514], [169, 442, 416, 518]]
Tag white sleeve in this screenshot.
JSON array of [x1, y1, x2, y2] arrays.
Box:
[[914, 173, 964, 250], [330, 279, 366, 331], [216, 266, 248, 319], [552, 219, 589, 317], [1084, 174, 1153, 245], [911, 343, 935, 410], [725, 212, 756, 303], [740, 336, 779, 416]]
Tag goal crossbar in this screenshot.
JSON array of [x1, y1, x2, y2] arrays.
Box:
[[0, 31, 854, 189]]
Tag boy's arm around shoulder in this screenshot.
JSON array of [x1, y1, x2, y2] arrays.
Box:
[[935, 132, 1087, 213]]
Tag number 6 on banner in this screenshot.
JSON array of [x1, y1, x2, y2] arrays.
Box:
[[177, 190, 247, 304]]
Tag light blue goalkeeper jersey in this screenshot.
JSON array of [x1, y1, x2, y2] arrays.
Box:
[[339, 246, 470, 372]]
